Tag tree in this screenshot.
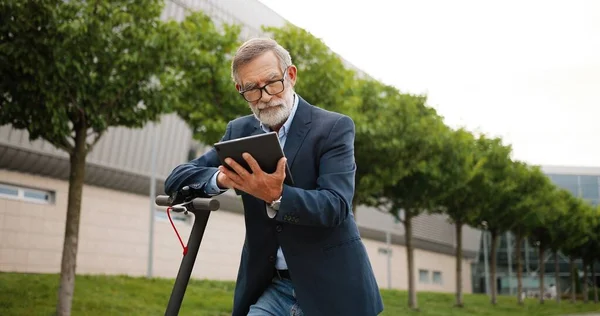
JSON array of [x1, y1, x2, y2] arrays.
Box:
[[579, 210, 600, 304], [507, 163, 555, 305], [559, 197, 594, 303], [547, 189, 586, 304], [474, 148, 523, 305], [0, 1, 225, 314], [361, 98, 451, 310], [527, 182, 563, 304], [437, 132, 512, 307], [169, 12, 242, 145]]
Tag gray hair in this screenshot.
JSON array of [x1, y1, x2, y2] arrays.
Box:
[[231, 38, 292, 85]]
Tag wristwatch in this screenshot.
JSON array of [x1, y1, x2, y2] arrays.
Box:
[[269, 196, 282, 211]]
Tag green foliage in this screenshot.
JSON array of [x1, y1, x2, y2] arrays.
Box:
[[362, 98, 450, 219], [168, 11, 243, 145], [263, 23, 359, 114], [0, 0, 182, 153], [437, 132, 510, 227], [548, 189, 590, 256], [527, 182, 564, 252], [470, 139, 523, 234]]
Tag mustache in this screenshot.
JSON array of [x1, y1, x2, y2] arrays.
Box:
[[257, 101, 283, 110]]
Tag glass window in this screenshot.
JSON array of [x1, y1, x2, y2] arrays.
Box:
[[548, 174, 579, 196], [0, 183, 54, 204], [580, 175, 599, 199], [0, 184, 19, 197], [24, 189, 52, 202], [433, 271, 443, 284], [419, 269, 429, 283]]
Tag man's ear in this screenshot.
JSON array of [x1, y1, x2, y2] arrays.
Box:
[[235, 83, 241, 92], [287, 65, 297, 87]]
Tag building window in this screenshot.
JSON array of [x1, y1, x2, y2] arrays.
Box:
[[433, 271, 443, 285], [0, 183, 55, 204], [419, 269, 429, 283]]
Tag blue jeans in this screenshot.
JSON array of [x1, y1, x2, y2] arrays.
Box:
[[247, 277, 304, 316]]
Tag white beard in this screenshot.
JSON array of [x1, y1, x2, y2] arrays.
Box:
[[250, 89, 294, 128]]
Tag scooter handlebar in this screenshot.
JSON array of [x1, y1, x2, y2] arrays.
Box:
[[155, 195, 172, 207], [155, 195, 220, 212]]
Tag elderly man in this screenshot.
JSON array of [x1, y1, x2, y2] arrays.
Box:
[[164, 38, 383, 316]]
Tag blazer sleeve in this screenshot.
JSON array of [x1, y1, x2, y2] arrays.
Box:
[[163, 122, 232, 197], [276, 115, 356, 227]]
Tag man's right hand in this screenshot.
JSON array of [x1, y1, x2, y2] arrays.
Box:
[[217, 169, 236, 190]]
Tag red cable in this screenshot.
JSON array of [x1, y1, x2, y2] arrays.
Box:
[[167, 206, 188, 256]]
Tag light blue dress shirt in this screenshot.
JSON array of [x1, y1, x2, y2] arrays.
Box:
[[204, 94, 300, 270]]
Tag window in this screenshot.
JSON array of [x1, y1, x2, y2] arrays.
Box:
[[580, 175, 599, 199], [419, 269, 429, 283], [548, 174, 579, 195], [433, 271, 443, 285], [0, 183, 55, 204]]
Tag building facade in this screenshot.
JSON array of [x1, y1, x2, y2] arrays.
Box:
[[0, 0, 481, 295]]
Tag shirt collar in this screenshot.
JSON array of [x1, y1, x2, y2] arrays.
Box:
[[260, 93, 299, 137]]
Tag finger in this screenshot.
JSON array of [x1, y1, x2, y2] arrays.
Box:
[[225, 158, 249, 178], [276, 157, 287, 177], [218, 171, 236, 189], [242, 153, 262, 174], [219, 165, 243, 184]]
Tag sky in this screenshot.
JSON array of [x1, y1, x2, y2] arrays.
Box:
[[257, 0, 600, 168]]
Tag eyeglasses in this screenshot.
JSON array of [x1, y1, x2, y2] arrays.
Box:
[[239, 69, 288, 102]]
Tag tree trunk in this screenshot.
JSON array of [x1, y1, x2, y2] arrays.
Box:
[[516, 232, 524, 305], [570, 257, 576, 303], [554, 251, 560, 303], [490, 230, 499, 305], [583, 260, 589, 304], [56, 121, 87, 316], [403, 212, 418, 310], [592, 261, 598, 303], [455, 221, 464, 307], [539, 245, 545, 304]]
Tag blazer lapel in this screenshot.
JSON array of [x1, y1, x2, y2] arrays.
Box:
[[283, 97, 312, 170]]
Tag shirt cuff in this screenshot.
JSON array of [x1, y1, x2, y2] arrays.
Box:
[[205, 170, 227, 196], [266, 204, 277, 219]]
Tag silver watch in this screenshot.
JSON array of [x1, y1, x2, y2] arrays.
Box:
[[269, 196, 282, 211]]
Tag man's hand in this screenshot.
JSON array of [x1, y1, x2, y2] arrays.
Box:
[[218, 153, 286, 203], [216, 171, 236, 190]]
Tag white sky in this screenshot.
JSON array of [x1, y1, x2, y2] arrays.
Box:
[[258, 0, 600, 167]]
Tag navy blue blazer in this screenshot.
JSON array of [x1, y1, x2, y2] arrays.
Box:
[[164, 96, 383, 316]]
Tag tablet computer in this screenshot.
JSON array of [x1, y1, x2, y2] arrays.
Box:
[[214, 132, 295, 187]]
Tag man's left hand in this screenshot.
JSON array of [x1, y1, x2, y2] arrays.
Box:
[[218, 153, 286, 203]]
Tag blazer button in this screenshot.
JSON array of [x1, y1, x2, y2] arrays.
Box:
[[275, 225, 283, 233], [268, 255, 275, 263]]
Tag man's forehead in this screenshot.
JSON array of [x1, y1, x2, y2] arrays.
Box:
[[241, 68, 283, 89]]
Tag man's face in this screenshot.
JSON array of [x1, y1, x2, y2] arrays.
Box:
[[236, 51, 297, 128]]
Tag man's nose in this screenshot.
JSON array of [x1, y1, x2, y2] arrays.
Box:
[[259, 89, 272, 103]]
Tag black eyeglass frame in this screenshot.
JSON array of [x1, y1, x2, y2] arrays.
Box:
[[238, 67, 289, 102]]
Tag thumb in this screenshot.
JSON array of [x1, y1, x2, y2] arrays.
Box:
[[277, 157, 287, 176]]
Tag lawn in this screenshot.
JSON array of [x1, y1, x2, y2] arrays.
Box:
[[1, 272, 599, 315]]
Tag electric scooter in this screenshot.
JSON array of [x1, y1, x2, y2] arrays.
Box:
[[155, 185, 220, 316]]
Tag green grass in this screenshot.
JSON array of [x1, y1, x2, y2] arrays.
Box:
[[1, 272, 599, 315]]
